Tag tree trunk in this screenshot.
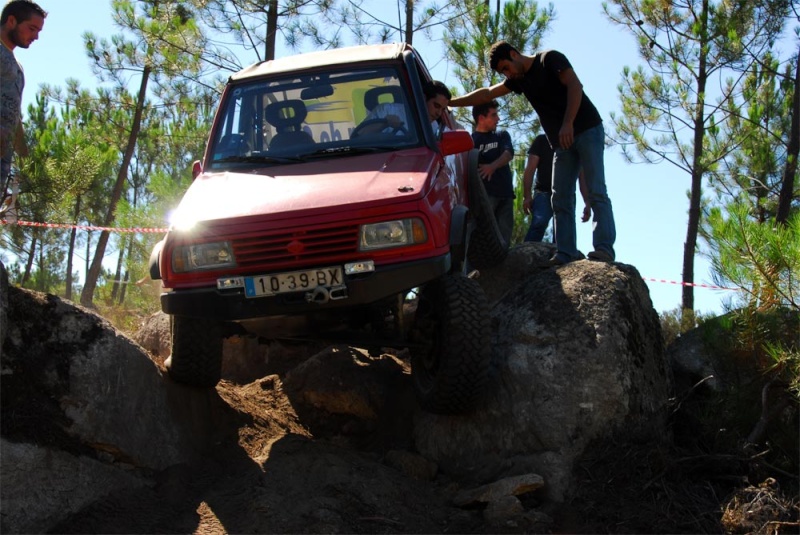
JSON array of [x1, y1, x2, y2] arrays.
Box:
[[36, 243, 45, 292], [85, 230, 91, 277], [110, 235, 125, 303], [118, 233, 135, 305], [119, 269, 129, 305], [80, 65, 151, 307], [776, 46, 799, 226], [65, 195, 81, 300], [265, 0, 278, 61], [681, 0, 710, 313], [21, 232, 36, 287]]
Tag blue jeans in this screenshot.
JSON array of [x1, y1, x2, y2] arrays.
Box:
[[524, 191, 553, 242], [552, 123, 616, 260]]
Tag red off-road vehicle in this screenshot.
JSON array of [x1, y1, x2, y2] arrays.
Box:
[[150, 43, 507, 413]]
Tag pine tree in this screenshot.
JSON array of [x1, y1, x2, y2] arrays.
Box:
[[604, 0, 789, 312]]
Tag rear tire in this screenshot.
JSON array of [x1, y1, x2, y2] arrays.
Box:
[[410, 274, 491, 414], [165, 315, 223, 388]]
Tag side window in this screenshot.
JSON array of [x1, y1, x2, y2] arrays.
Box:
[[213, 90, 250, 160], [409, 55, 447, 137]]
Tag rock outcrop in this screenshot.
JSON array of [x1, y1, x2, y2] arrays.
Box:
[[0, 245, 673, 531], [414, 243, 671, 500], [0, 277, 244, 533]]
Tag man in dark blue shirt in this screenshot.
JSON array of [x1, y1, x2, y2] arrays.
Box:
[[471, 100, 515, 246]]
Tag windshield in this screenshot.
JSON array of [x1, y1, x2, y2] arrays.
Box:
[[207, 66, 422, 170]]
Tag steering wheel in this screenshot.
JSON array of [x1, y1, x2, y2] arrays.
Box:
[[352, 118, 409, 138]]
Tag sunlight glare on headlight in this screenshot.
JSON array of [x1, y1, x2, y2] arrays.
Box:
[[168, 209, 199, 232]]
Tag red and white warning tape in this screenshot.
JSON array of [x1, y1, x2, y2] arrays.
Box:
[[641, 277, 736, 291], [1, 218, 741, 291], [1, 218, 168, 234]]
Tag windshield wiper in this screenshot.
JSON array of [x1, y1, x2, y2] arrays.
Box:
[[302, 146, 395, 159], [214, 154, 301, 164]]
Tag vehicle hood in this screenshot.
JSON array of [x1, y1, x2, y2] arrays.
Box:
[[170, 149, 438, 228]]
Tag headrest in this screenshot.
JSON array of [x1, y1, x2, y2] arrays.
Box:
[[264, 100, 308, 128], [364, 86, 404, 111]]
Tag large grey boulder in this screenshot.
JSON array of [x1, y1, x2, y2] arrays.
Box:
[[2, 286, 237, 469], [132, 310, 171, 361], [414, 243, 672, 501], [1, 438, 146, 533], [0, 283, 240, 533]]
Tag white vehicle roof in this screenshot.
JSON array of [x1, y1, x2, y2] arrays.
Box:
[[230, 43, 411, 81]]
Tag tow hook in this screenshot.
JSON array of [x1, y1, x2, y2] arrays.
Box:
[[305, 285, 348, 304], [328, 285, 348, 300], [306, 286, 330, 303]]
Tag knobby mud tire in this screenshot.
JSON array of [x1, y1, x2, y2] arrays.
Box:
[[166, 315, 223, 388], [410, 274, 491, 414], [466, 149, 509, 269]]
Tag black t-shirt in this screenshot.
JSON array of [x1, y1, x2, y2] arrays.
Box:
[[528, 134, 554, 193], [471, 129, 515, 198], [505, 50, 602, 149]]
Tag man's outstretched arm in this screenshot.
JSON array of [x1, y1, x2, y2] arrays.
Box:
[[449, 82, 511, 108]]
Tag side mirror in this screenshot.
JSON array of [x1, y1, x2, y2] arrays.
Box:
[[439, 130, 474, 156], [191, 160, 202, 180]]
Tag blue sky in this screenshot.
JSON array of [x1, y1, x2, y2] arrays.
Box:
[[16, 0, 776, 315]]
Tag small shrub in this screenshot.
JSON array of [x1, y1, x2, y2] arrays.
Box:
[[660, 306, 714, 348]]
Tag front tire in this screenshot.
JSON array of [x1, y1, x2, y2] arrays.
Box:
[[410, 274, 491, 414], [165, 315, 223, 388]]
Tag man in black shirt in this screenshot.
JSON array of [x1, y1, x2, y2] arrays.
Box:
[[450, 41, 616, 265]]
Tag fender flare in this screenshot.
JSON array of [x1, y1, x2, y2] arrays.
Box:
[[149, 239, 164, 280], [448, 204, 470, 273]]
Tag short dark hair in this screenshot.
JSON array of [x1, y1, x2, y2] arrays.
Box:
[[489, 41, 519, 71], [423, 80, 451, 102], [1, 0, 47, 25], [472, 100, 499, 123]]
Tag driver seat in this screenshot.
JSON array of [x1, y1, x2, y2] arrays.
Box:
[[265, 100, 315, 151], [360, 86, 409, 135], [364, 86, 404, 112]]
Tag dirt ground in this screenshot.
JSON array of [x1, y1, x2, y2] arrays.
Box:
[[47, 373, 509, 535]]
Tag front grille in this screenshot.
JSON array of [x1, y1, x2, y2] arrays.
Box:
[[232, 224, 360, 270]]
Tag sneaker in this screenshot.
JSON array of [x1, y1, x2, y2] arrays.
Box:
[[549, 251, 585, 266], [588, 250, 614, 262]]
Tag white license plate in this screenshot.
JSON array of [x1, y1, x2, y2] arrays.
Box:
[[244, 266, 344, 298]]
